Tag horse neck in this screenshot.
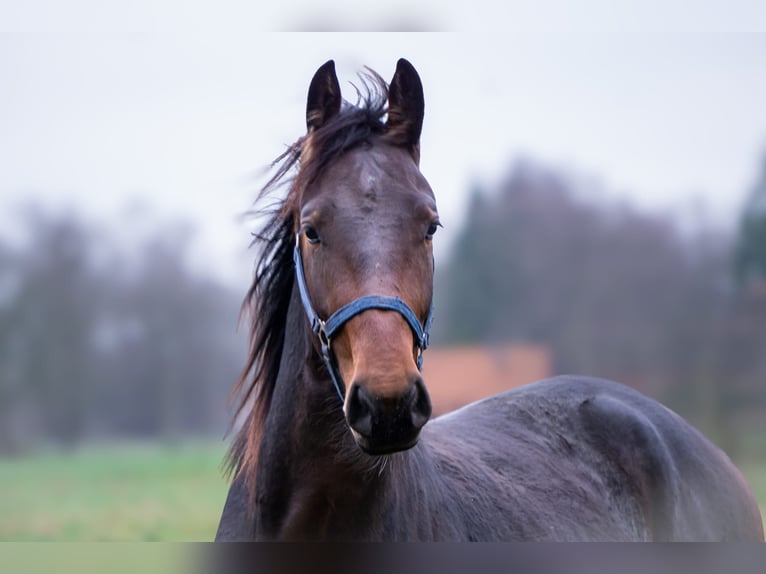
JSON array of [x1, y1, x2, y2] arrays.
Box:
[[253, 282, 422, 539]]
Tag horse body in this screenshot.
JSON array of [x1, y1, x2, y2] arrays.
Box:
[[424, 377, 762, 541], [217, 287, 763, 541], [216, 59, 764, 541]]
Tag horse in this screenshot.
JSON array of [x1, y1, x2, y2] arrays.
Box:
[[215, 59, 764, 541]]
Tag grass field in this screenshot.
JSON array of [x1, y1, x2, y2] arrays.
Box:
[[0, 443, 764, 541], [0, 442, 229, 541], [740, 461, 766, 534]]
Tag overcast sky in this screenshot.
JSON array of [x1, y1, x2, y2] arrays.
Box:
[[2, 3, 766, 285]]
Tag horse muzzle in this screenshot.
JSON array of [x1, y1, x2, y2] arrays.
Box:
[[345, 376, 432, 455]]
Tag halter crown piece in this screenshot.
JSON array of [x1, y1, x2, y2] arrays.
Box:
[[293, 233, 434, 403]]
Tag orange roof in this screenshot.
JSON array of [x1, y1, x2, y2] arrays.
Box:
[[421, 344, 552, 415]]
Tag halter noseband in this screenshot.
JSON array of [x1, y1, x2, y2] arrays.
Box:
[[293, 234, 434, 403]]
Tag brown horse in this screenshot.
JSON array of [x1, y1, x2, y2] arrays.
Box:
[[215, 59, 764, 541]]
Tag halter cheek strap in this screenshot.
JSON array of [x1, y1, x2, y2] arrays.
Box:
[[293, 235, 434, 403]]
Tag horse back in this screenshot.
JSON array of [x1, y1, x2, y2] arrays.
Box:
[[426, 375, 764, 541]]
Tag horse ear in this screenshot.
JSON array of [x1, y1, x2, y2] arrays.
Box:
[[306, 60, 341, 132], [386, 58, 424, 158]]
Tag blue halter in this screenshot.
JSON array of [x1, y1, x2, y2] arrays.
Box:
[[293, 234, 434, 403]]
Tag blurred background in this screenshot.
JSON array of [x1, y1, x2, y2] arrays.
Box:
[[2, 2, 765, 540]]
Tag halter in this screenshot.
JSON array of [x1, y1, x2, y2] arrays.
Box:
[[293, 234, 434, 403]]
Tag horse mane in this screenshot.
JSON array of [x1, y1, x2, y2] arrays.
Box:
[[225, 69, 395, 486]]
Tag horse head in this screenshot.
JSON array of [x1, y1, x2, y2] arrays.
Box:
[[294, 59, 437, 455]]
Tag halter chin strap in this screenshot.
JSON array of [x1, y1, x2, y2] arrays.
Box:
[[293, 234, 434, 403]]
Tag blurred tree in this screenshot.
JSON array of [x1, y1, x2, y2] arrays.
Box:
[[434, 159, 729, 398], [11, 207, 98, 448], [0, 202, 244, 453], [734, 155, 766, 286], [719, 153, 766, 457], [0, 240, 23, 453], [94, 224, 242, 440]]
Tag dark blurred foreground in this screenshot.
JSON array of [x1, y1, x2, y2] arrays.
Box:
[[1, 154, 765, 461], [3, 543, 766, 574], [201, 543, 766, 574]]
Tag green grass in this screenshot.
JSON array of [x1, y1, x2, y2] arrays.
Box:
[[740, 461, 766, 534], [0, 442, 230, 541], [0, 443, 764, 541]]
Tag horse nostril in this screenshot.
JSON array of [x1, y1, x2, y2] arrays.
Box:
[[345, 383, 373, 437], [409, 376, 432, 431]]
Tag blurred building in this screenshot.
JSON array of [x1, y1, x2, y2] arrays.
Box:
[[422, 344, 552, 415]]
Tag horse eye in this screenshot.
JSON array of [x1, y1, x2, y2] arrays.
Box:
[[304, 226, 320, 244], [426, 221, 441, 240]]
